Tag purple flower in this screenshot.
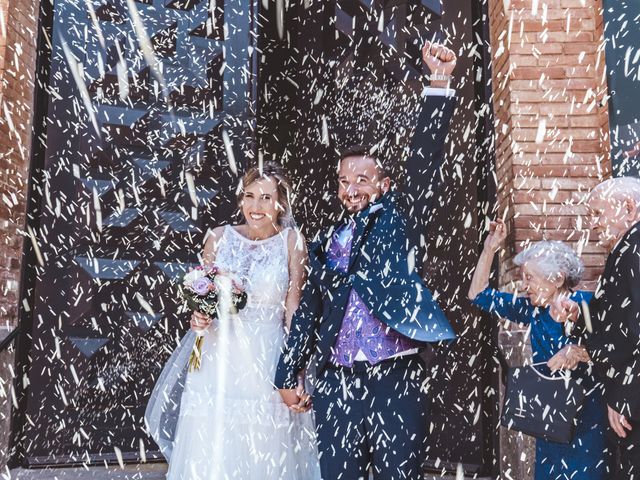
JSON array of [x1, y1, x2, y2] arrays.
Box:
[[191, 277, 213, 296]]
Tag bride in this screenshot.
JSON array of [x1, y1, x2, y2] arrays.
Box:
[[145, 163, 320, 479]]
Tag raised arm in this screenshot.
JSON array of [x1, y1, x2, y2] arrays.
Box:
[[422, 41, 457, 89], [403, 42, 457, 260], [284, 229, 308, 330], [468, 219, 536, 325], [468, 220, 506, 300]]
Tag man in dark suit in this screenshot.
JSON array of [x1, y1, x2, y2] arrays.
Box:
[[274, 42, 458, 479], [553, 176, 640, 479]]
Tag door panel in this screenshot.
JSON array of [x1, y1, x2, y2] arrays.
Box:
[[22, 0, 257, 464]]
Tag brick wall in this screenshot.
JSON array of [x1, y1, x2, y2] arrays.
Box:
[[487, 0, 611, 478], [0, 0, 38, 329], [0, 0, 39, 471], [490, 0, 611, 292]]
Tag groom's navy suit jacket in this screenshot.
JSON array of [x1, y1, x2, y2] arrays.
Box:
[[275, 92, 458, 389]]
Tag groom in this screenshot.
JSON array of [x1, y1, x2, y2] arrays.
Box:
[[275, 42, 458, 479]]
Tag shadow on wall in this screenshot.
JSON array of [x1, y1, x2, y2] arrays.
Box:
[[0, 327, 17, 474]]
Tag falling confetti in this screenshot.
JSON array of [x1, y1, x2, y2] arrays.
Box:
[[0, 0, 638, 478]]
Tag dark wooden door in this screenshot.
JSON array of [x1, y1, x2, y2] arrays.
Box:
[[16, 0, 497, 473], [18, 0, 258, 465]]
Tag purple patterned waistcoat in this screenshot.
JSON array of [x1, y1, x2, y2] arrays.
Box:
[[328, 221, 420, 367]]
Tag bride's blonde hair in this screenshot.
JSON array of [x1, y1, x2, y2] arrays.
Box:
[[237, 162, 294, 227]]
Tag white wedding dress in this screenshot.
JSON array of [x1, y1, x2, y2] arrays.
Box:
[[146, 226, 320, 480]]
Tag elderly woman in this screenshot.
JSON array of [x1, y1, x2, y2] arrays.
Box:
[[468, 220, 612, 480]]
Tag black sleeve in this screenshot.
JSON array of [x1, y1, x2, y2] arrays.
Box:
[[274, 276, 323, 389], [603, 246, 640, 420], [402, 92, 457, 267]]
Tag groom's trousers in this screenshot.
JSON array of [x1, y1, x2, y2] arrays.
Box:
[[312, 354, 429, 480]]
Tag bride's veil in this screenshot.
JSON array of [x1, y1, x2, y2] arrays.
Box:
[[144, 330, 196, 460]]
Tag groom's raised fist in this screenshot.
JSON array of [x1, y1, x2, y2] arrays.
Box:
[[422, 41, 457, 88]]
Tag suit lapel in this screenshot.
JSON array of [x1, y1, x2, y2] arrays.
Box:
[[347, 202, 383, 272], [308, 227, 346, 287], [313, 198, 385, 276]]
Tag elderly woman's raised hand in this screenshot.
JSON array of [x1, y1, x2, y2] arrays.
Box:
[[484, 219, 507, 253], [468, 219, 508, 300]]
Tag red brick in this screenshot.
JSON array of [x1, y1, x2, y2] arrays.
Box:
[[572, 140, 603, 152], [511, 66, 566, 80], [570, 116, 604, 127], [541, 78, 598, 90], [520, 20, 565, 32], [540, 177, 601, 190], [538, 31, 595, 43], [560, 0, 592, 7], [563, 42, 599, 54], [512, 90, 572, 103], [544, 9, 595, 21], [513, 204, 589, 216], [510, 55, 539, 67], [514, 228, 584, 242], [512, 114, 570, 128], [510, 43, 564, 55], [539, 102, 594, 115], [513, 190, 575, 203]]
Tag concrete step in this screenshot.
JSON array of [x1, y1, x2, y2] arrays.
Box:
[[9, 464, 167, 480], [9, 464, 492, 479]]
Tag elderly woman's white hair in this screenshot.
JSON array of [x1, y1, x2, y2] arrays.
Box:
[[589, 176, 640, 204], [514, 241, 585, 290]]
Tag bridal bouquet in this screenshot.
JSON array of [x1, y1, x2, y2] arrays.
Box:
[[180, 264, 248, 371]]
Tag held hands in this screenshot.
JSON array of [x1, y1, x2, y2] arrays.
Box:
[[547, 344, 590, 372], [422, 41, 457, 88], [483, 219, 507, 254], [278, 387, 312, 414], [278, 372, 312, 413], [549, 296, 580, 324], [608, 405, 633, 438], [190, 311, 212, 332]]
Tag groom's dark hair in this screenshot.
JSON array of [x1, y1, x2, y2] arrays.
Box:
[[339, 144, 390, 178]]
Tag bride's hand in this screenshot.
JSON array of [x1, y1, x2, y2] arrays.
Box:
[[278, 388, 301, 407], [289, 382, 312, 413], [290, 392, 312, 413], [190, 311, 212, 332]]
